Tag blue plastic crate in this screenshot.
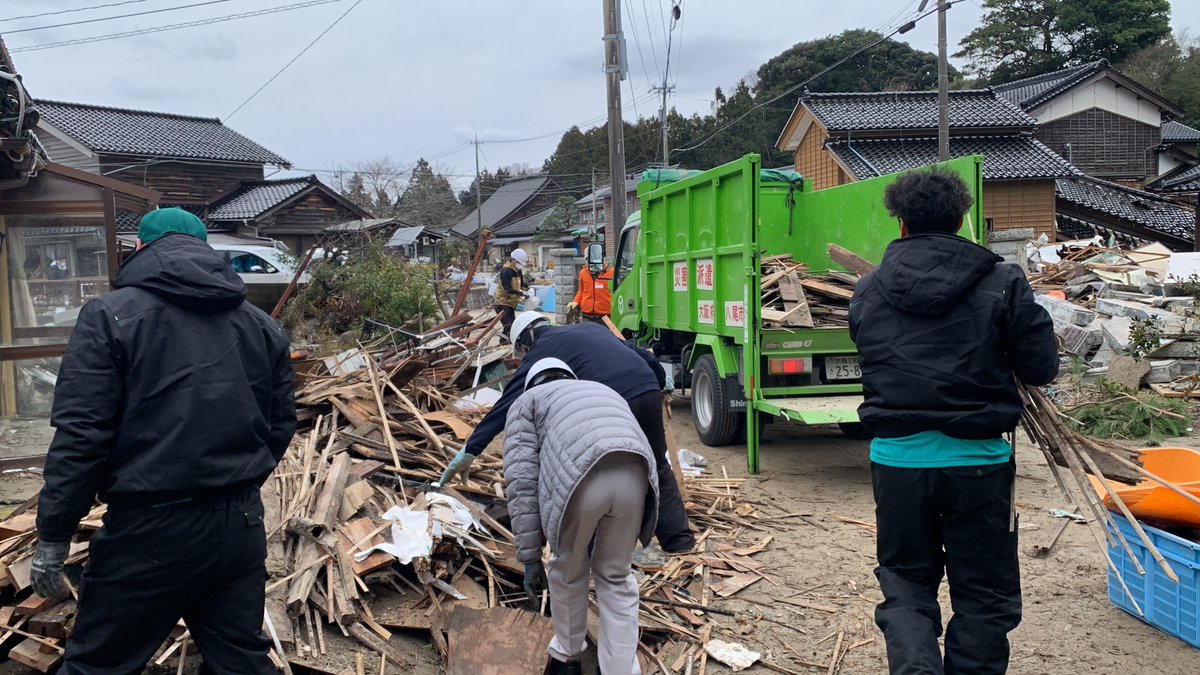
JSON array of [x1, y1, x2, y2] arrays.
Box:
[[1107, 516, 1200, 648]]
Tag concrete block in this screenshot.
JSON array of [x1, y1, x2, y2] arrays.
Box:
[[1105, 355, 1150, 390], [989, 228, 1035, 243], [1150, 339, 1200, 359], [1102, 317, 1134, 353], [1036, 295, 1097, 327], [1146, 360, 1183, 384], [1090, 345, 1117, 367], [1058, 319, 1103, 356], [1178, 360, 1200, 376], [1095, 297, 1165, 321]]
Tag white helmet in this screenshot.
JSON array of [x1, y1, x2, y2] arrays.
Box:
[[525, 357, 576, 389], [510, 311, 550, 347], [510, 249, 528, 268]]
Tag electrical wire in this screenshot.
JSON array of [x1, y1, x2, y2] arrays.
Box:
[[623, 0, 654, 91], [637, 0, 662, 80], [670, 0, 966, 157], [3, 0, 237, 35], [10, 0, 347, 53], [225, 0, 364, 119], [0, 0, 152, 24]]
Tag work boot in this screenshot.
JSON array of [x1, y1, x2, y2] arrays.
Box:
[[546, 658, 583, 675]]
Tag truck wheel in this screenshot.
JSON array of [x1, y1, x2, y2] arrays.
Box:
[[692, 354, 741, 446], [838, 422, 873, 440]]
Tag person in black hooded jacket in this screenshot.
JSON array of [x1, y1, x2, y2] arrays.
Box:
[[848, 169, 1057, 675], [29, 208, 296, 674]]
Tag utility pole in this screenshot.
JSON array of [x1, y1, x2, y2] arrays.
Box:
[[474, 132, 484, 263], [590, 168, 598, 239], [656, 2, 682, 167], [602, 0, 627, 260], [936, 0, 950, 161]]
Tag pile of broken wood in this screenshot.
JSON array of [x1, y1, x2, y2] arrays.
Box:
[[0, 309, 776, 673], [760, 256, 856, 329]]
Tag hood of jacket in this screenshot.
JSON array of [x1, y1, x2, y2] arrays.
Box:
[[873, 233, 1001, 317], [114, 234, 246, 312]]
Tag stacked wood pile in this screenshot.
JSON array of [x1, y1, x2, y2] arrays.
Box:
[[0, 309, 774, 673], [760, 255, 857, 329]]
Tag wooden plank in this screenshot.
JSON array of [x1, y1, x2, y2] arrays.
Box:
[[1149, 382, 1200, 399], [1031, 519, 1071, 558], [445, 606, 555, 675], [799, 278, 855, 301], [0, 512, 37, 540], [710, 572, 762, 598], [339, 480, 376, 522], [336, 518, 394, 576], [777, 274, 814, 328], [422, 411, 474, 441], [6, 555, 32, 592], [29, 600, 75, 639], [15, 594, 57, 617], [827, 244, 877, 276], [9, 638, 63, 672]]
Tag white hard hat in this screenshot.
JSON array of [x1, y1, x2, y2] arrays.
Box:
[[510, 249, 528, 268], [525, 357, 575, 389], [510, 311, 550, 347]]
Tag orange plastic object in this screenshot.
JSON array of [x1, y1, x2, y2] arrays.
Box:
[[1088, 447, 1200, 529], [1047, 290, 1067, 300]]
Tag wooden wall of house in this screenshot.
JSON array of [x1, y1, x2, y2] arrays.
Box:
[[791, 127, 845, 189], [98, 155, 264, 206], [982, 180, 1056, 239], [1036, 109, 1159, 182], [254, 192, 365, 253], [35, 131, 99, 172]]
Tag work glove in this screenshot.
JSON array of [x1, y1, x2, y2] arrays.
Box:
[[523, 561, 549, 607], [436, 449, 476, 487], [30, 540, 71, 601], [567, 302, 578, 311]]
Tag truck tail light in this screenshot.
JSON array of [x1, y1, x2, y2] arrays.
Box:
[[767, 358, 810, 375]]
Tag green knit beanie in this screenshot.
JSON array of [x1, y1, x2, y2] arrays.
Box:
[[137, 208, 208, 245]]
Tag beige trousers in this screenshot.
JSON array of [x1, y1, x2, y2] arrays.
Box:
[[547, 451, 647, 675]]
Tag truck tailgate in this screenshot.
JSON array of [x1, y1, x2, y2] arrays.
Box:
[[758, 395, 863, 424]]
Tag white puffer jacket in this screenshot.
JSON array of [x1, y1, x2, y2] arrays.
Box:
[[503, 379, 659, 564]]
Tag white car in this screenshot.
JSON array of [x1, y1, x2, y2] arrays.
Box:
[[209, 243, 304, 311]]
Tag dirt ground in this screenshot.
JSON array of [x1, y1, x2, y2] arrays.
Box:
[[2, 406, 1198, 673]]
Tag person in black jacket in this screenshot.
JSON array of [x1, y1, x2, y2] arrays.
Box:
[[848, 169, 1057, 675], [438, 316, 694, 553], [29, 208, 296, 675]]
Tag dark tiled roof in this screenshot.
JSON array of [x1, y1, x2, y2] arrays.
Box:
[[494, 206, 554, 237], [802, 90, 1036, 132], [827, 135, 1079, 181], [1161, 120, 1200, 144], [1147, 163, 1200, 193], [207, 176, 316, 221], [1056, 177, 1195, 241], [35, 100, 290, 165], [992, 61, 1108, 109], [451, 174, 556, 237]]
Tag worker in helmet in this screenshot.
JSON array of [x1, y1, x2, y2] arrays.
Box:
[[567, 255, 614, 321], [504, 357, 658, 675], [492, 249, 529, 336], [438, 312, 695, 553]]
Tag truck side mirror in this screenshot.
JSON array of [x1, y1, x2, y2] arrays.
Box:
[[587, 242, 604, 267]]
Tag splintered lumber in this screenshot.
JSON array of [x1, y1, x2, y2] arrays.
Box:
[[799, 278, 855, 301], [288, 453, 352, 613], [445, 606, 556, 675], [0, 512, 36, 540], [826, 244, 876, 277], [14, 594, 57, 617], [9, 637, 63, 671]]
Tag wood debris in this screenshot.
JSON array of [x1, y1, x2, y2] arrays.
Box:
[[761, 255, 857, 329], [0, 308, 773, 670]]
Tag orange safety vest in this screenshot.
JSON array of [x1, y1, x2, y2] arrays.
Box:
[[573, 265, 613, 316]]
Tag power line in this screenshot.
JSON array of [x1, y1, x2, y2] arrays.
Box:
[[0, 0, 152, 24], [623, 0, 654, 91], [671, 0, 965, 157], [3, 0, 236, 35], [638, 0, 662, 80], [225, 0, 364, 119], [10, 0, 347, 53]]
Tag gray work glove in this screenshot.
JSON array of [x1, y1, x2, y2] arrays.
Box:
[[524, 561, 549, 607], [30, 540, 71, 601], [436, 449, 476, 487]]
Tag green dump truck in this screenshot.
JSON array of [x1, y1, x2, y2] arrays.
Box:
[[610, 153, 986, 473]]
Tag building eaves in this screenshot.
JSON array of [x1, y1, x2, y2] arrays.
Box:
[[451, 174, 555, 237], [1161, 120, 1200, 144], [493, 206, 554, 237], [826, 135, 1080, 181], [1056, 177, 1195, 242], [34, 99, 290, 166], [1148, 163, 1200, 193], [801, 89, 1037, 133], [992, 61, 1107, 109], [206, 176, 317, 221]]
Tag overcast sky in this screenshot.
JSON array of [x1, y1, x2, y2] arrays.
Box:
[[5, 0, 1200, 189]]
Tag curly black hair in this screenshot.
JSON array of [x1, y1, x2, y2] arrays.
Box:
[[882, 168, 974, 234]]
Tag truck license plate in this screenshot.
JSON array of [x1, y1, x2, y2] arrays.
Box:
[[825, 356, 861, 381]]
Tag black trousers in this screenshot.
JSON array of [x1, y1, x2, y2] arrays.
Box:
[[627, 391, 695, 552], [62, 489, 274, 675], [495, 305, 516, 337], [871, 462, 1021, 675]]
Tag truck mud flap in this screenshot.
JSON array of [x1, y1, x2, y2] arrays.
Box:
[[725, 375, 748, 413]]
